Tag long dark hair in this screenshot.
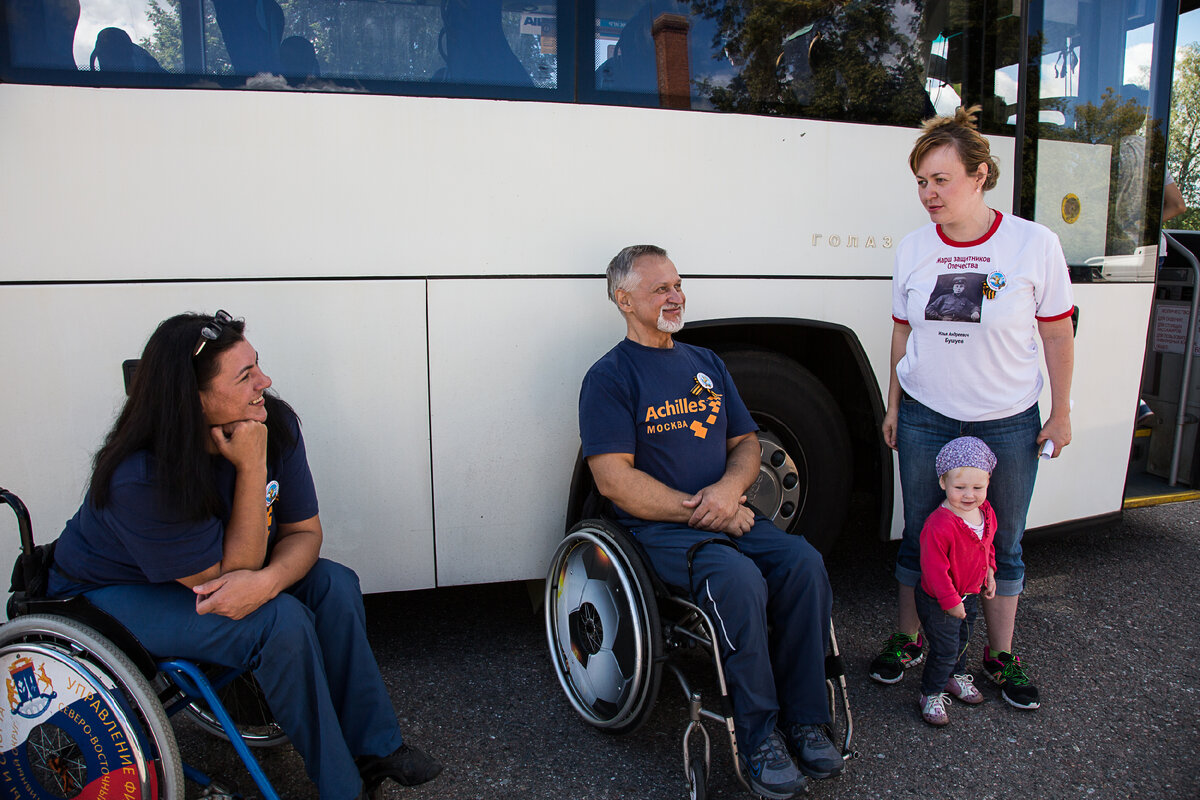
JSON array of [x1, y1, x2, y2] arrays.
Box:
[[90, 313, 297, 520]]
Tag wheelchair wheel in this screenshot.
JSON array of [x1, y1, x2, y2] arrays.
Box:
[[181, 671, 288, 748], [545, 520, 662, 735], [0, 614, 184, 799]]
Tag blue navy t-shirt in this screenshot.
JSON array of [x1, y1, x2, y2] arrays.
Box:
[[49, 410, 319, 595], [579, 339, 757, 527]]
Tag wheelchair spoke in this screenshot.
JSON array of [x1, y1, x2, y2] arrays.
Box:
[[27, 723, 88, 794]]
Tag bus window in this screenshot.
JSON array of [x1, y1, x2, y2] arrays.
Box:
[[588, 0, 1012, 128], [2, 0, 559, 91], [1022, 0, 1168, 281]]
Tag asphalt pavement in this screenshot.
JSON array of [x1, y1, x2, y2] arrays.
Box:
[[179, 501, 1200, 800]]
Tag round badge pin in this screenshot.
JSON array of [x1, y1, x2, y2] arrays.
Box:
[[266, 480, 280, 506]]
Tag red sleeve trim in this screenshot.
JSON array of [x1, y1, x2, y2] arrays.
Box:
[[892, 316, 910, 325], [936, 210, 1004, 247], [1035, 307, 1074, 323]]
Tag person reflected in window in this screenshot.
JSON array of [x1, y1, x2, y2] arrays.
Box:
[[6, 0, 80, 69], [279, 35, 320, 86], [90, 27, 164, 72]]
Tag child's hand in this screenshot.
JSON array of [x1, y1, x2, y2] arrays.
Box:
[[983, 568, 996, 600], [945, 602, 966, 619]]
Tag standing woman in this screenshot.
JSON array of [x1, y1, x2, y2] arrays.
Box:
[[871, 107, 1075, 710], [48, 311, 442, 799]]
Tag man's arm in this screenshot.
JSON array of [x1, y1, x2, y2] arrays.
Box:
[[1164, 181, 1187, 223], [684, 433, 759, 532], [588, 432, 759, 536]]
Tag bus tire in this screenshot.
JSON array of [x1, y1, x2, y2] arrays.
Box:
[[718, 349, 852, 554]]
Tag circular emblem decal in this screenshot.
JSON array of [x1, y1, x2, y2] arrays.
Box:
[[986, 271, 1007, 292], [1062, 193, 1081, 224]]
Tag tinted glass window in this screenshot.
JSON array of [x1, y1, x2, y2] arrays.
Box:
[[587, 0, 1011, 128], [3, 0, 558, 92], [1018, 0, 1170, 279]]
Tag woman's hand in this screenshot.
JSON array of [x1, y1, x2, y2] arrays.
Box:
[[194, 569, 276, 620], [882, 405, 899, 450], [1037, 412, 1072, 458], [210, 419, 267, 471]]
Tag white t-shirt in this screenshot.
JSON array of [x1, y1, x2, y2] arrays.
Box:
[[891, 211, 1074, 421]]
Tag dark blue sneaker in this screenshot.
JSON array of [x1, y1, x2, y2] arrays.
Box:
[[737, 728, 810, 799], [783, 723, 844, 779]]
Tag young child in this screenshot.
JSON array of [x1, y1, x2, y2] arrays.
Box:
[[916, 436, 998, 726]]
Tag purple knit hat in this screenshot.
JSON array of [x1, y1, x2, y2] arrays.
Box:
[[935, 436, 997, 476]]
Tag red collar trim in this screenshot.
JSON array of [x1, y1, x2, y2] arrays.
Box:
[[936, 210, 1003, 248]]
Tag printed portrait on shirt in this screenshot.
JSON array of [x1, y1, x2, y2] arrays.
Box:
[[924, 273, 984, 323]]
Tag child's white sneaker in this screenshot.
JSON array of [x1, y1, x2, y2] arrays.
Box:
[[944, 673, 984, 704], [919, 692, 951, 726]]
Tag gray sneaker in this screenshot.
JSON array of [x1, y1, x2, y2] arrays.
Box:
[[738, 728, 810, 799], [783, 723, 844, 779]]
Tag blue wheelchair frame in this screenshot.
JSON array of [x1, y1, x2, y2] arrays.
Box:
[[2, 486, 283, 800]]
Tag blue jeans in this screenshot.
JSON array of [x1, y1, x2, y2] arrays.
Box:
[[84, 559, 403, 800], [895, 395, 1040, 596], [914, 587, 978, 695]]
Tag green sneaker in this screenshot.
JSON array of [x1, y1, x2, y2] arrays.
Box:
[[868, 632, 924, 684], [982, 647, 1040, 710]]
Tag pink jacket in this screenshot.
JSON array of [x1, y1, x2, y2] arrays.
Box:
[[919, 502, 997, 611]]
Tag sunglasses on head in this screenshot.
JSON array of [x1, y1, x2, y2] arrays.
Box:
[[192, 310, 234, 358]]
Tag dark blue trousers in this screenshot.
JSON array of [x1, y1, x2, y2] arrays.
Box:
[[914, 586, 979, 696], [84, 559, 403, 800], [631, 517, 832, 752]]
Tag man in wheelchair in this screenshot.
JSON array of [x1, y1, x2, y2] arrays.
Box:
[[579, 245, 843, 799], [44, 311, 441, 800]]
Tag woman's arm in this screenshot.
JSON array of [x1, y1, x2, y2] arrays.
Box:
[[176, 420, 270, 588], [1037, 316, 1075, 456], [881, 321, 912, 450], [192, 516, 323, 620]]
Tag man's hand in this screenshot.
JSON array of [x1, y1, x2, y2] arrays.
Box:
[[683, 483, 747, 532], [194, 569, 275, 620], [717, 504, 755, 537], [209, 420, 267, 471]]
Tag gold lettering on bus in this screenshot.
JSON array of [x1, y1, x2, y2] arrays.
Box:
[[810, 234, 893, 248]]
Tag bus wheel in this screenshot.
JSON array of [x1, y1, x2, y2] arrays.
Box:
[[719, 349, 851, 554]]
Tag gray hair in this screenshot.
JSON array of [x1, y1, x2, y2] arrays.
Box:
[[606, 244, 667, 305]]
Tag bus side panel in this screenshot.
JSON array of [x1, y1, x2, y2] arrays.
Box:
[[1025, 282, 1154, 527], [427, 278, 622, 587], [1, 84, 950, 284], [0, 281, 437, 595]]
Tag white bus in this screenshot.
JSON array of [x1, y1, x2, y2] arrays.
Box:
[[0, 0, 1186, 594]]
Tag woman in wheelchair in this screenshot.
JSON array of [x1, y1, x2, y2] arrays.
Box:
[[45, 311, 441, 800]]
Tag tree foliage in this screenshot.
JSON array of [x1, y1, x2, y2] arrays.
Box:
[[1168, 42, 1200, 230], [690, 0, 931, 123]]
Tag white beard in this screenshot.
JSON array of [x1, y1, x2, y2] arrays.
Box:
[[657, 307, 684, 333]]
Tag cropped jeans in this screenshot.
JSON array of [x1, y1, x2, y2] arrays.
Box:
[[894, 394, 1041, 596]]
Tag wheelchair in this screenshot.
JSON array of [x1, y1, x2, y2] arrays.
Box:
[[545, 516, 854, 800], [0, 487, 288, 800]]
